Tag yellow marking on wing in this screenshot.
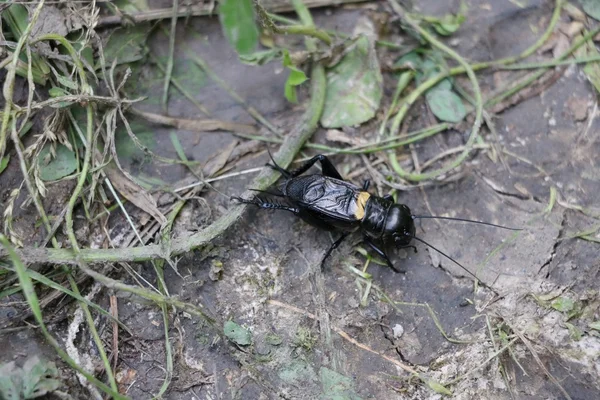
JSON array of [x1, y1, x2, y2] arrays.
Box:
[[354, 191, 371, 220]]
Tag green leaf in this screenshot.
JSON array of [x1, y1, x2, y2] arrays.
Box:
[[115, 120, 156, 161], [403, 50, 449, 85], [114, 0, 150, 13], [56, 75, 79, 90], [101, 24, 151, 68], [1, 4, 50, 85], [0, 357, 60, 399], [426, 84, 466, 123], [551, 297, 575, 313], [65, 31, 95, 70], [37, 143, 78, 181], [355, 247, 387, 267], [48, 87, 69, 97], [589, 321, 600, 331], [169, 59, 207, 94], [0, 361, 21, 400], [21, 357, 61, 399], [581, 0, 600, 21], [320, 367, 363, 400], [575, 33, 600, 94], [282, 50, 307, 103], [2, 4, 29, 40], [429, 13, 466, 36], [224, 321, 252, 346], [240, 48, 282, 66], [0, 155, 10, 176], [219, 0, 259, 55], [564, 322, 583, 341], [428, 379, 453, 396], [420, 1, 466, 36], [265, 333, 283, 346], [320, 35, 383, 128], [393, 50, 423, 72], [279, 360, 318, 385]]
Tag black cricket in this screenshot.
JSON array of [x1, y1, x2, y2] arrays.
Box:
[[232, 153, 519, 283]]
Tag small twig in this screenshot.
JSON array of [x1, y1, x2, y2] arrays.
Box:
[[488, 68, 564, 113], [254, 0, 332, 45], [419, 144, 491, 171], [499, 54, 600, 70], [19, 44, 35, 134], [96, 0, 368, 27], [162, 0, 179, 112], [110, 294, 119, 373], [379, 71, 414, 138]]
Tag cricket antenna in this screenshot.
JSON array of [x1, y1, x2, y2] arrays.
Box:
[[411, 215, 522, 231], [410, 236, 495, 292]]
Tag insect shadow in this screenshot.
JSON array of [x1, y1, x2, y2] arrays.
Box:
[[232, 151, 520, 289]]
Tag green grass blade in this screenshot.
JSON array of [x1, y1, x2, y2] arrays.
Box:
[[0, 235, 129, 400]]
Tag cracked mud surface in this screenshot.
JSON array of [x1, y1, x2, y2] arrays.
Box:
[[1, 0, 600, 399]]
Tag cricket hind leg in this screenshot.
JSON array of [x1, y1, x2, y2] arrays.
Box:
[[248, 188, 286, 198], [231, 196, 299, 214], [265, 150, 344, 180], [287, 154, 344, 180]]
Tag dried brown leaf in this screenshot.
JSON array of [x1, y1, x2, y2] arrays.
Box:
[[104, 163, 167, 225], [203, 140, 238, 177], [130, 108, 258, 135]]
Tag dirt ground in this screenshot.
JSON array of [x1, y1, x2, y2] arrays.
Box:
[[1, 0, 600, 399]]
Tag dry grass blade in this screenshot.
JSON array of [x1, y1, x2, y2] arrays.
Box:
[[445, 337, 519, 386], [505, 321, 573, 400], [110, 295, 119, 373], [130, 108, 258, 135], [0, 1, 45, 161], [162, 0, 178, 112]]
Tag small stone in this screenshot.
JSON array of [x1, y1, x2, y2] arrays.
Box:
[[566, 95, 588, 122], [347, 297, 360, 309], [392, 324, 404, 339]]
